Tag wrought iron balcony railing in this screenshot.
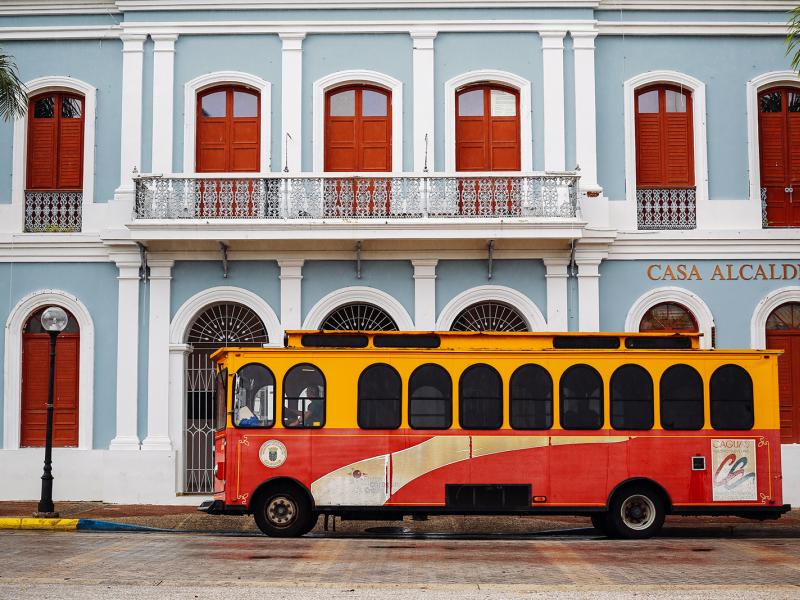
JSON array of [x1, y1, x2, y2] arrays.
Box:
[[24, 190, 83, 233], [636, 188, 696, 230], [133, 173, 579, 221]]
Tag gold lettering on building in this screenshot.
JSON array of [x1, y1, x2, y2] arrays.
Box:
[[646, 263, 800, 282]]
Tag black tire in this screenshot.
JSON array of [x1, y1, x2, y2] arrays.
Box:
[[590, 512, 612, 535], [252, 484, 315, 537], [607, 485, 666, 540]]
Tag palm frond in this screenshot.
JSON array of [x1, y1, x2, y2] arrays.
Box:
[[0, 50, 27, 122], [786, 7, 800, 72]]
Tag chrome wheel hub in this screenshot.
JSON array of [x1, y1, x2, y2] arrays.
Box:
[[266, 496, 297, 527], [620, 495, 656, 531]]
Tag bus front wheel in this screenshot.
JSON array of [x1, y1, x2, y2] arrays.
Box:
[[253, 484, 316, 537], [607, 486, 665, 539]]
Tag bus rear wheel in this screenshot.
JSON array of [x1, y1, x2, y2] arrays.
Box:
[[607, 485, 665, 539], [253, 484, 316, 537]]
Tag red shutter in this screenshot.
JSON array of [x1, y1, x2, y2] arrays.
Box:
[[359, 89, 391, 172], [635, 112, 663, 186], [26, 93, 85, 191], [455, 85, 520, 172], [197, 87, 261, 173], [325, 86, 391, 172], [664, 98, 694, 187], [57, 98, 84, 189], [27, 110, 57, 189], [766, 333, 800, 443]]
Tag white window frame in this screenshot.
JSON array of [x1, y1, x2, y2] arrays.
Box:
[[10, 76, 96, 233], [302, 286, 414, 330], [183, 71, 272, 173], [444, 70, 533, 173], [623, 71, 708, 206], [3, 289, 95, 450], [435, 285, 546, 331], [312, 70, 403, 173], [624, 286, 715, 350]]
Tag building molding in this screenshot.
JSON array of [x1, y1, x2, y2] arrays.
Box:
[[11, 76, 97, 233], [598, 22, 789, 36], [182, 71, 272, 174], [750, 286, 800, 350], [746, 71, 800, 208], [312, 69, 403, 172], [3, 289, 95, 450], [623, 70, 709, 214], [435, 285, 547, 331], [624, 285, 715, 349], [444, 69, 533, 172], [302, 286, 415, 330]]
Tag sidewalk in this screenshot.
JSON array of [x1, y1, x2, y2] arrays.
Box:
[[1, 501, 799, 536]]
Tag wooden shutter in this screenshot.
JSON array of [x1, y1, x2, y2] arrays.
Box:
[[230, 89, 260, 172], [664, 94, 694, 186], [456, 85, 520, 172], [766, 333, 800, 443], [27, 93, 84, 191], [57, 96, 85, 189], [359, 89, 391, 172], [325, 86, 391, 172], [197, 86, 260, 173], [27, 97, 57, 190]]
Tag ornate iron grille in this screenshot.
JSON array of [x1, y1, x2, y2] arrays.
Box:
[[319, 303, 398, 331], [636, 188, 696, 230], [24, 190, 82, 232], [761, 187, 768, 228], [184, 303, 268, 494], [639, 302, 698, 332], [450, 302, 529, 332]]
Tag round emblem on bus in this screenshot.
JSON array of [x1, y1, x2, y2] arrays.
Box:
[[259, 440, 287, 468]]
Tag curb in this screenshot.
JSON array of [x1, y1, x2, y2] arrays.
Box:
[[0, 518, 158, 532]]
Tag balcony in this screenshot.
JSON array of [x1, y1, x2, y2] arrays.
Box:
[[636, 188, 696, 230], [24, 190, 83, 233]]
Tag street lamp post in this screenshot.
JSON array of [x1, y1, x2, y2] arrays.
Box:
[[34, 306, 69, 518]]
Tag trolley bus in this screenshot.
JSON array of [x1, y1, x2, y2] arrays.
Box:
[[200, 330, 789, 538]]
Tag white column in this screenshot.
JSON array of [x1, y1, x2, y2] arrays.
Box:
[[572, 32, 599, 191], [279, 259, 304, 332], [411, 30, 437, 173], [543, 258, 570, 332], [142, 260, 174, 452], [281, 33, 305, 173], [576, 258, 601, 332], [115, 34, 146, 200], [541, 31, 566, 172], [412, 259, 438, 330], [109, 255, 142, 451], [151, 33, 178, 174], [169, 342, 192, 485]]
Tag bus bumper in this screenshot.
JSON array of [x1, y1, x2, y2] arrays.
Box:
[[197, 500, 248, 516]]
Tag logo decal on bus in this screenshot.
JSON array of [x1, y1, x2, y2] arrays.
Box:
[[259, 440, 287, 469], [711, 439, 757, 501]]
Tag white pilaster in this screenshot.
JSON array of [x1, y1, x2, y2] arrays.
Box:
[[115, 34, 146, 200], [278, 259, 304, 331], [543, 258, 570, 332], [411, 30, 437, 173], [109, 255, 142, 451], [169, 342, 192, 488], [142, 260, 174, 452], [541, 32, 566, 172], [572, 31, 599, 191], [576, 258, 601, 332], [280, 33, 305, 172], [412, 259, 438, 330], [151, 33, 178, 174]]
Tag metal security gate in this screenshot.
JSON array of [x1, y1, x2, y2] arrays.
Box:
[[184, 302, 268, 493]]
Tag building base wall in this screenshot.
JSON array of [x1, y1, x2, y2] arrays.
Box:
[[781, 444, 800, 507]]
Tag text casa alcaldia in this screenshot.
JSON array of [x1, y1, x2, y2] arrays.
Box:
[[647, 263, 800, 281]]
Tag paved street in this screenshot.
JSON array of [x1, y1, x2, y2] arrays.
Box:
[[1, 529, 799, 599]]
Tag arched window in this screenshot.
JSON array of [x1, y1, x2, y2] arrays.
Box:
[[21, 306, 80, 447], [509, 364, 552, 430], [766, 302, 800, 442], [710, 365, 754, 430], [233, 363, 275, 427], [196, 85, 260, 172], [459, 364, 503, 429], [455, 84, 520, 171], [759, 87, 800, 227], [358, 364, 402, 429], [610, 364, 654, 430], [450, 301, 529, 332], [408, 364, 452, 429], [325, 84, 391, 172], [283, 364, 326, 428], [559, 365, 603, 430], [639, 302, 698, 333], [320, 302, 398, 331], [660, 364, 703, 430], [27, 92, 84, 191]]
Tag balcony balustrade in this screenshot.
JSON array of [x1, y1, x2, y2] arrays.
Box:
[[636, 188, 696, 230], [24, 190, 83, 233], [133, 173, 580, 222]]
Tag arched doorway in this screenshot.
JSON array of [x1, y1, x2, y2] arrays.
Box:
[[765, 302, 800, 443], [450, 301, 529, 332], [319, 302, 398, 331], [638, 301, 698, 333], [21, 306, 80, 447], [184, 302, 268, 493]]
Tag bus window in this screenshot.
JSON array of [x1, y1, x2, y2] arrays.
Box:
[[510, 364, 553, 429], [215, 368, 228, 431], [610, 364, 654, 430], [660, 364, 703, 430], [358, 364, 402, 429], [409, 364, 452, 429], [283, 364, 326, 428], [459, 364, 503, 429], [559, 365, 603, 430], [710, 365, 754, 430], [233, 364, 275, 428]]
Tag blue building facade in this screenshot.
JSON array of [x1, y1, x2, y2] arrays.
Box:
[[1, 0, 799, 505]]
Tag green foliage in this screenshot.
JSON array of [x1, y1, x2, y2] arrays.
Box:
[[787, 7, 800, 72], [0, 48, 26, 121]]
